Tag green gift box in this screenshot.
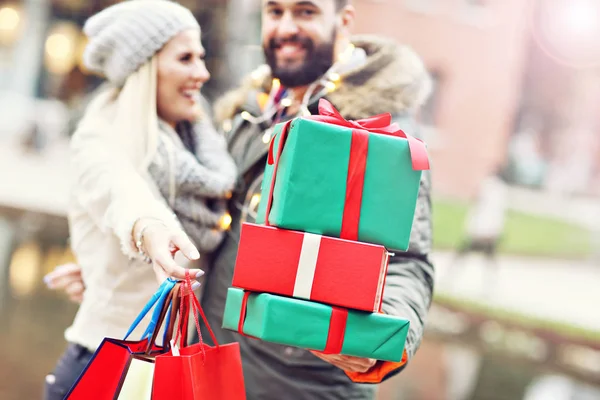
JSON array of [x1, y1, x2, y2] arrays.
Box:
[[222, 287, 410, 363], [255, 100, 430, 251]]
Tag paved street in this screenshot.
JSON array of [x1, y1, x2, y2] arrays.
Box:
[[0, 138, 70, 217]]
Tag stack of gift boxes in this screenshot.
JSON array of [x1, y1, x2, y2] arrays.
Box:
[[222, 100, 430, 363]]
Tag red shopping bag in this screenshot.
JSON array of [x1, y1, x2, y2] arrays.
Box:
[[152, 272, 247, 400], [65, 279, 180, 399]]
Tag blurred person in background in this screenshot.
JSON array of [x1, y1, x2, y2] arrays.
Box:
[[43, 1, 236, 399], [48, 0, 435, 398], [445, 166, 508, 296]]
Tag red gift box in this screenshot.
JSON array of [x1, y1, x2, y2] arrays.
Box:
[[232, 223, 390, 313]]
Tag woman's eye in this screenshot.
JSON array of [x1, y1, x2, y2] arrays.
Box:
[[180, 53, 192, 62]]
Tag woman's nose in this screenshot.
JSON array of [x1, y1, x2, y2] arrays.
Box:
[[192, 61, 210, 83]]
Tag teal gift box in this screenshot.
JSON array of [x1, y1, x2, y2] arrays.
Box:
[[255, 100, 430, 251], [222, 287, 410, 363]]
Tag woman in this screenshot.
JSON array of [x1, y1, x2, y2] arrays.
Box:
[[44, 1, 236, 398]]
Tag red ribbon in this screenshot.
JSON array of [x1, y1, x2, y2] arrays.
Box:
[[237, 291, 256, 339], [268, 99, 430, 171], [264, 99, 430, 239], [323, 307, 348, 354], [340, 130, 369, 240], [237, 290, 348, 355]]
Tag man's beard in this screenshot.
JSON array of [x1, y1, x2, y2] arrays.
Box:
[[264, 29, 336, 88]]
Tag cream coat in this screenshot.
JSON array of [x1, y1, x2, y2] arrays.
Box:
[[64, 59, 186, 351]]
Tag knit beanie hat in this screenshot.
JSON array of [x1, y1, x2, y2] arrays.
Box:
[[82, 0, 200, 86]]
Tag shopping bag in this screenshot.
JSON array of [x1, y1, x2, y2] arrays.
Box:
[[64, 278, 180, 399], [152, 272, 247, 400], [116, 357, 155, 400]]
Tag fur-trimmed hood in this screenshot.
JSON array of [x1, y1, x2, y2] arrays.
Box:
[[214, 34, 431, 124]]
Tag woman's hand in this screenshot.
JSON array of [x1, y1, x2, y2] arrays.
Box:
[[133, 218, 204, 284], [44, 263, 85, 303]]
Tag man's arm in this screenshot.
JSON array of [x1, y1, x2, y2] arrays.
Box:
[[312, 170, 434, 382], [345, 114, 435, 383]]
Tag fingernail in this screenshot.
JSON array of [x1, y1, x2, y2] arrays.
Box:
[[191, 281, 201, 290], [195, 270, 204, 279], [43, 275, 53, 287], [189, 249, 200, 260]]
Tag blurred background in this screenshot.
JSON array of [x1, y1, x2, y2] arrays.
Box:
[[0, 0, 599, 399]]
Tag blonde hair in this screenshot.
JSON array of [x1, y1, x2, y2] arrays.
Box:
[[75, 56, 160, 172]]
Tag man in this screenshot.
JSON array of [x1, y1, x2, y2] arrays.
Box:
[[200, 0, 434, 398], [47, 1, 435, 398]]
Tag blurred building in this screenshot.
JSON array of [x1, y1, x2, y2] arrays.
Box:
[[352, 0, 531, 199], [0, 0, 230, 116], [1, 0, 598, 299], [0, 2, 599, 398], [3, 0, 599, 201], [351, 0, 600, 199], [0, 0, 233, 298]]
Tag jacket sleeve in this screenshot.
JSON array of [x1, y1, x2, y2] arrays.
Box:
[[69, 125, 182, 260], [345, 114, 435, 384]]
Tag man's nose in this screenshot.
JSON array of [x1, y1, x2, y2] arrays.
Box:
[[276, 12, 300, 38]]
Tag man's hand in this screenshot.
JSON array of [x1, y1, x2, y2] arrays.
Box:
[[133, 218, 204, 284], [310, 351, 377, 373], [44, 263, 85, 303]]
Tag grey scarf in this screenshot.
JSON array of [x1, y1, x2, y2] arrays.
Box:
[[148, 119, 237, 253]]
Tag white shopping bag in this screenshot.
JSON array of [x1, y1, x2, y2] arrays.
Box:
[[117, 357, 155, 399]]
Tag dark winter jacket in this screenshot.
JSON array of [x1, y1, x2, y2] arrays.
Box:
[[198, 35, 435, 400]]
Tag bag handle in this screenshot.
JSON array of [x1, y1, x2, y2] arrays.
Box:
[[144, 283, 180, 354], [163, 283, 182, 347], [163, 282, 183, 345], [141, 278, 181, 341], [123, 278, 177, 341], [163, 282, 191, 348], [173, 280, 197, 352], [171, 271, 219, 351], [162, 303, 173, 346]]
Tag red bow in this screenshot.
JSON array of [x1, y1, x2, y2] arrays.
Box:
[[314, 98, 397, 134], [268, 99, 430, 171]]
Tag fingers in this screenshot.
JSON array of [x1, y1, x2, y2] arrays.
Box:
[[142, 225, 204, 282], [44, 263, 82, 288], [65, 280, 85, 297], [310, 351, 376, 373], [69, 293, 84, 304], [47, 275, 79, 291], [43, 263, 86, 304], [153, 253, 186, 280], [153, 252, 204, 282], [171, 232, 200, 261], [341, 356, 376, 372], [44, 263, 84, 290], [53, 263, 82, 275], [153, 263, 170, 284], [65, 281, 85, 304]]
